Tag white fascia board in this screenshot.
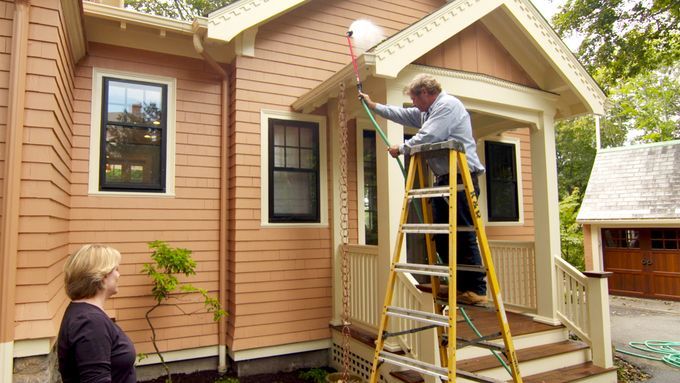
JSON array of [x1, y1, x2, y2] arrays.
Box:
[[576, 219, 680, 227], [82, 1, 195, 36], [207, 0, 309, 42]]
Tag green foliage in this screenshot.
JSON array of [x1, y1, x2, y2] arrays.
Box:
[[559, 188, 585, 271], [552, 0, 680, 88], [142, 241, 227, 382], [214, 377, 239, 383], [124, 0, 233, 21], [299, 368, 328, 383], [607, 66, 680, 143]]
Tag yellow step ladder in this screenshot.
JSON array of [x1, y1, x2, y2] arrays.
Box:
[[368, 140, 523, 383]]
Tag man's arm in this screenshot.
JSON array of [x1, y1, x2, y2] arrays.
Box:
[[358, 91, 422, 128]]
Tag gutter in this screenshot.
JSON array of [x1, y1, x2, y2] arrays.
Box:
[[192, 20, 230, 373], [1, 0, 30, 380]]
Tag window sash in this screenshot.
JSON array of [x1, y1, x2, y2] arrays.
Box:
[[99, 77, 168, 192], [485, 141, 519, 222], [268, 119, 320, 223]]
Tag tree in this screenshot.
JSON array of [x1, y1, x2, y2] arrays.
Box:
[[559, 188, 585, 270], [141, 241, 226, 383], [608, 66, 680, 143], [125, 0, 233, 21], [552, 0, 680, 88]]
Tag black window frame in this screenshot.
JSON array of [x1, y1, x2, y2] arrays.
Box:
[[268, 118, 320, 223], [484, 140, 520, 222], [99, 77, 168, 192]]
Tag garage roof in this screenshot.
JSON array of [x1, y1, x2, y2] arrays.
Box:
[[577, 140, 680, 223]]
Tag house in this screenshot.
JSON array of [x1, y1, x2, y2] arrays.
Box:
[[578, 140, 680, 302], [1, 0, 617, 382]]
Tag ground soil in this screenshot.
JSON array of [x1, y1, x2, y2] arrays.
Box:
[[139, 368, 331, 383]]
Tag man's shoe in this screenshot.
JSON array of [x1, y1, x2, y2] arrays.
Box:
[[457, 291, 488, 306]]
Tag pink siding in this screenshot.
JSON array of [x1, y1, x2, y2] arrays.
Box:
[[229, 0, 444, 351], [486, 128, 535, 242], [65, 42, 224, 354], [0, 0, 11, 229], [13, 0, 75, 340], [416, 22, 538, 88]]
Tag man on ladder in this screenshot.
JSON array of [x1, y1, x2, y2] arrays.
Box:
[[360, 74, 487, 306]]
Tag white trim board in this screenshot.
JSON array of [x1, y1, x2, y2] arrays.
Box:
[[88, 68, 177, 197], [259, 109, 328, 228]]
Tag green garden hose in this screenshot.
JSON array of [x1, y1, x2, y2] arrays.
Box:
[[459, 307, 512, 375], [617, 340, 680, 368]]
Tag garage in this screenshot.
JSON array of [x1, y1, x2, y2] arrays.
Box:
[[602, 228, 680, 300], [577, 140, 680, 302]]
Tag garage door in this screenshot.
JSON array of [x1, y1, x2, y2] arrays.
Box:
[[603, 228, 680, 301]]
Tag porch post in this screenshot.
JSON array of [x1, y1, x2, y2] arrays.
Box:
[[376, 86, 405, 344], [328, 97, 343, 326], [584, 271, 614, 368], [530, 111, 560, 325]]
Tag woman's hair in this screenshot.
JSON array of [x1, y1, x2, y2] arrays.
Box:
[[64, 244, 121, 300], [404, 74, 442, 96]]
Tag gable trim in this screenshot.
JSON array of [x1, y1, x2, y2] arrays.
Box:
[[207, 0, 309, 42]]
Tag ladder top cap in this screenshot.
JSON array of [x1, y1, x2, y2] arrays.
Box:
[[407, 140, 465, 155]]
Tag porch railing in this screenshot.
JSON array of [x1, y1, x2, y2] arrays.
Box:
[[554, 256, 613, 368], [346, 244, 380, 330], [488, 241, 537, 312]]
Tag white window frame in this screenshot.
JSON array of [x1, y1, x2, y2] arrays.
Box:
[[260, 109, 328, 227], [88, 68, 176, 196], [477, 136, 524, 226]]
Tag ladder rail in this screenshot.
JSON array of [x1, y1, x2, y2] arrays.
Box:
[[369, 141, 523, 383]]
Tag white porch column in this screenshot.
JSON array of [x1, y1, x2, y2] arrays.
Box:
[[328, 97, 343, 326], [376, 86, 406, 341], [530, 112, 560, 325]]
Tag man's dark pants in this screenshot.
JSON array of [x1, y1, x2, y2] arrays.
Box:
[[432, 173, 487, 296]]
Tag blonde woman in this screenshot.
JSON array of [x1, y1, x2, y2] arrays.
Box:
[[58, 244, 136, 383]]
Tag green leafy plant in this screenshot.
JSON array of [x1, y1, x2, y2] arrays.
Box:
[[142, 240, 227, 383], [213, 377, 239, 383], [299, 368, 328, 383]]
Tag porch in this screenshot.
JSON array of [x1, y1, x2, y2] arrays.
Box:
[[331, 243, 616, 382]]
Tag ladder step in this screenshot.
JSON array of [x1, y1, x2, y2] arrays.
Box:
[[394, 263, 450, 277], [379, 351, 448, 380], [407, 185, 464, 199], [386, 307, 450, 327], [401, 223, 475, 234], [379, 352, 505, 383]]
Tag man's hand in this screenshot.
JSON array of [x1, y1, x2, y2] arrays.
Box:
[[387, 145, 401, 158], [358, 91, 376, 110]]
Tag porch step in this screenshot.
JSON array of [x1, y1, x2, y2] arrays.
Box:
[[521, 362, 617, 383], [390, 341, 593, 383], [458, 340, 589, 372]]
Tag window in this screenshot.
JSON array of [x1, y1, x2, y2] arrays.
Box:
[[651, 229, 679, 250], [484, 141, 520, 222], [101, 78, 166, 191], [89, 69, 175, 195], [269, 119, 320, 223], [363, 130, 378, 245], [261, 111, 327, 226], [603, 229, 640, 248]]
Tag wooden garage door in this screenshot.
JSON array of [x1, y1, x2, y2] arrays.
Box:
[[603, 228, 680, 301]]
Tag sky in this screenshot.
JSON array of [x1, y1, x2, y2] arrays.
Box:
[[532, 0, 564, 20]]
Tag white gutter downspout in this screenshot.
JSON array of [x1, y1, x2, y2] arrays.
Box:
[[192, 21, 229, 373], [1, 1, 30, 381]]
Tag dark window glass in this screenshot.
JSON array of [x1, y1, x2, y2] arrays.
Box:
[[603, 229, 640, 248], [269, 119, 319, 223], [651, 229, 680, 250], [363, 130, 378, 245], [100, 78, 166, 192], [484, 141, 519, 221]]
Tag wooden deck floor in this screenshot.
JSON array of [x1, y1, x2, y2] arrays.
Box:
[[455, 305, 560, 340]]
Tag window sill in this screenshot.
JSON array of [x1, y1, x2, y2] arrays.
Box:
[[260, 222, 329, 229], [88, 191, 176, 198]]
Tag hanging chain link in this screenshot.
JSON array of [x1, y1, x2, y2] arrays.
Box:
[[338, 81, 352, 383]]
